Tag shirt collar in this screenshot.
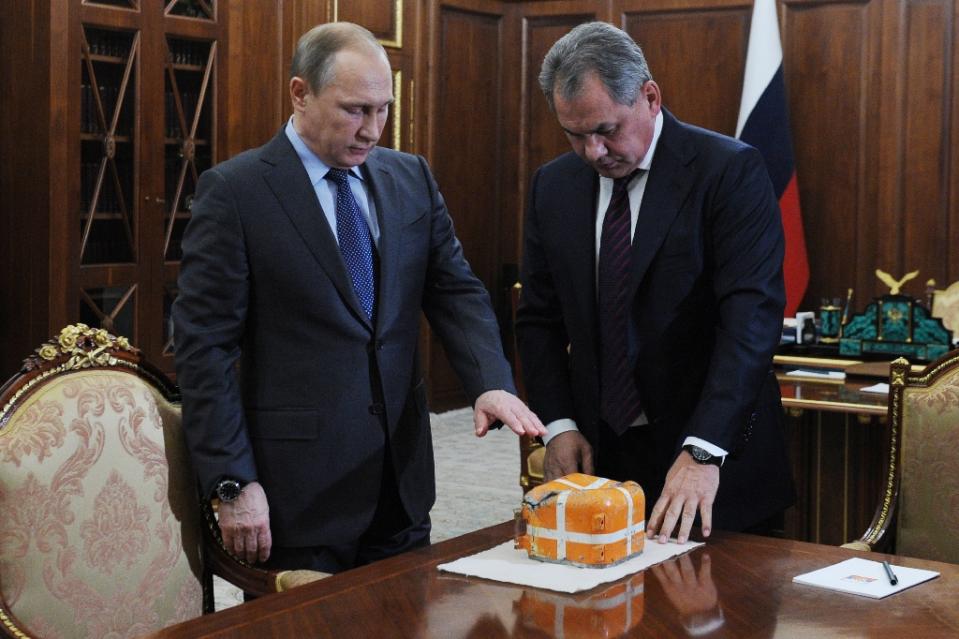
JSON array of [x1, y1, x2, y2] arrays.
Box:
[[638, 109, 664, 171], [597, 109, 664, 188], [597, 110, 663, 190], [284, 117, 364, 186]]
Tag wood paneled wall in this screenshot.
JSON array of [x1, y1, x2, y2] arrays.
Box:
[[223, 0, 418, 156], [217, 0, 959, 409], [781, 0, 958, 308], [2, 0, 954, 398], [0, 1, 56, 372], [424, 2, 508, 404]]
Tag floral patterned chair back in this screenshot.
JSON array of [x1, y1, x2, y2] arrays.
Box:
[[843, 350, 959, 563], [0, 325, 203, 638]]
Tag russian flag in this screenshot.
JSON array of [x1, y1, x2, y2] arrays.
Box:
[[736, 0, 809, 318]]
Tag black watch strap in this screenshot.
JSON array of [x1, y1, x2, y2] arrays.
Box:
[[683, 444, 723, 467]]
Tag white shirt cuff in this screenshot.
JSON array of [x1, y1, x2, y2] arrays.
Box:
[[683, 436, 728, 458], [543, 419, 579, 445]]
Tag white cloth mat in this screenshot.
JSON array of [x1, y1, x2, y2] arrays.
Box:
[[860, 382, 889, 394], [437, 538, 703, 593]]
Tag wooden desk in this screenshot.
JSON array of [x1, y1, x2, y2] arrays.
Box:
[[772, 355, 895, 544], [777, 374, 888, 416], [775, 354, 891, 416], [147, 522, 959, 638]]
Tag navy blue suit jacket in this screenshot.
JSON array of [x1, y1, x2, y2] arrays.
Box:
[[173, 130, 515, 546], [516, 109, 794, 530]]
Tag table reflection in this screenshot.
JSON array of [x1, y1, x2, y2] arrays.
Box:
[[427, 571, 645, 638], [515, 572, 645, 638], [651, 552, 724, 636]]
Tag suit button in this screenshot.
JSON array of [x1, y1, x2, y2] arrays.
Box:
[[369, 403, 385, 415]]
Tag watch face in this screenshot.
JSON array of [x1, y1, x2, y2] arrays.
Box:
[[685, 444, 723, 466], [216, 480, 242, 502], [687, 445, 712, 462]]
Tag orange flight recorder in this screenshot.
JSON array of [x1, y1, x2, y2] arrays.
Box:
[[515, 473, 645, 567]]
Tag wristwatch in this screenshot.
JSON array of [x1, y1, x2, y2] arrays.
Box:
[[683, 444, 723, 467], [215, 478, 245, 503]]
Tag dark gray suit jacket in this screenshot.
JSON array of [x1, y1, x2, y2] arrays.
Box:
[[173, 130, 514, 546], [516, 109, 794, 530]]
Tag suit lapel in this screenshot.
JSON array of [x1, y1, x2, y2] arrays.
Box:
[[260, 131, 372, 328], [362, 150, 400, 333], [563, 162, 601, 349], [628, 110, 695, 299]]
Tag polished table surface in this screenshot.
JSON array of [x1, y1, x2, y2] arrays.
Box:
[[774, 354, 892, 415], [148, 522, 959, 638], [777, 372, 889, 415]]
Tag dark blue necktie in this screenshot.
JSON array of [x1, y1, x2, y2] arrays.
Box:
[[325, 168, 375, 320], [598, 170, 643, 434]]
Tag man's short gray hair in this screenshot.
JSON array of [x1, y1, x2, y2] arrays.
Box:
[[539, 22, 653, 111], [291, 22, 388, 92]]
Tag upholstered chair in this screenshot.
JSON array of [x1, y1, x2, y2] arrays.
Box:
[[0, 325, 326, 638], [842, 351, 959, 563], [520, 438, 546, 493]]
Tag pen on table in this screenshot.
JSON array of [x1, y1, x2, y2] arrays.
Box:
[[882, 560, 898, 585]]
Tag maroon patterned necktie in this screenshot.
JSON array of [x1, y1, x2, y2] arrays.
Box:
[[598, 170, 643, 434]]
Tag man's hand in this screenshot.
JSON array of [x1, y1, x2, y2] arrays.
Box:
[[544, 430, 594, 480], [217, 481, 272, 564], [647, 452, 719, 544], [473, 390, 547, 437]]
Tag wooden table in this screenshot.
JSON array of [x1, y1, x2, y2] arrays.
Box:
[[772, 354, 897, 543], [774, 354, 892, 416], [147, 522, 959, 638], [777, 373, 889, 416]]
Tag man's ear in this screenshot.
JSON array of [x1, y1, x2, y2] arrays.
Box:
[[290, 76, 309, 110], [642, 80, 663, 114]]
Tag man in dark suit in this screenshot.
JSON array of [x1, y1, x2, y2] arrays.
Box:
[[173, 22, 545, 574], [516, 22, 794, 545]]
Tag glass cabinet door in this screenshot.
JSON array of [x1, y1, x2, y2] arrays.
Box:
[[72, 0, 222, 372]]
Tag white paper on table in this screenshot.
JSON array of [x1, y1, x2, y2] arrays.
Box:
[[793, 557, 938, 599], [860, 383, 889, 394], [785, 369, 847, 380], [437, 538, 703, 593]]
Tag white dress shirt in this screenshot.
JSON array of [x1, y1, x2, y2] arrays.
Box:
[[285, 118, 380, 247]]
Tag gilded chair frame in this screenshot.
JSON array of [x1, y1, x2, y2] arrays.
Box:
[[511, 283, 545, 492], [0, 325, 324, 638], [844, 350, 959, 555]]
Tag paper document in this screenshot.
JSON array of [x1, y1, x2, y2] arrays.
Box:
[[860, 383, 889, 394], [793, 557, 939, 599], [785, 369, 846, 380]]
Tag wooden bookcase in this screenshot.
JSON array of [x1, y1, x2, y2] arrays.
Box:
[[0, 0, 227, 376]]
